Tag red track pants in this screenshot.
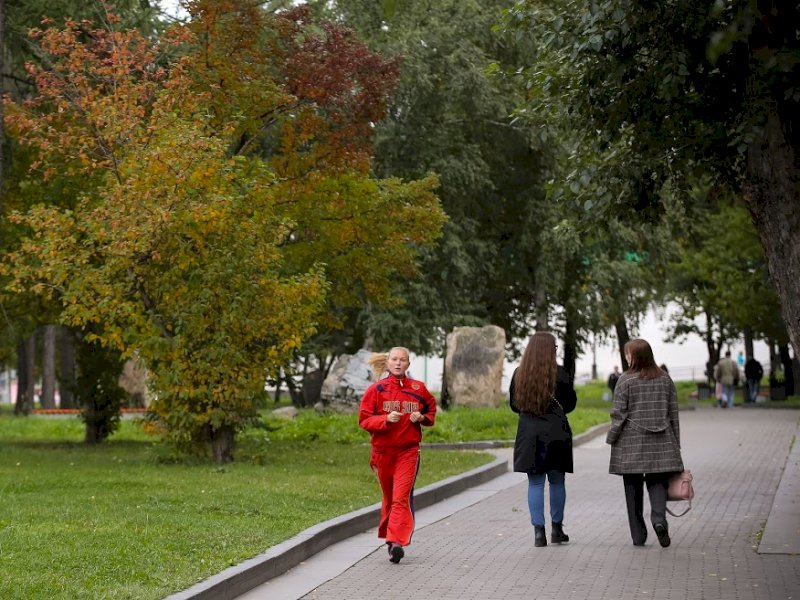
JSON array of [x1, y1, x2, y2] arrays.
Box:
[[370, 445, 420, 546]]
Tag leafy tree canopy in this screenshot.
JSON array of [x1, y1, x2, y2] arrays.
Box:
[[2, 1, 444, 461], [504, 0, 800, 356], [319, 0, 551, 355]]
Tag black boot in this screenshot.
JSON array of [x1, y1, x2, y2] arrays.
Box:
[[653, 523, 671, 548], [534, 525, 547, 547], [551, 522, 570, 544]]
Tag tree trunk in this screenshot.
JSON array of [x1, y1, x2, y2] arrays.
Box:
[[273, 373, 282, 404], [84, 406, 99, 444], [15, 336, 35, 415], [296, 355, 311, 407], [614, 318, 630, 371], [744, 106, 800, 361], [534, 287, 548, 331], [284, 372, 301, 405], [41, 325, 57, 409], [704, 312, 722, 384], [778, 344, 795, 397], [301, 369, 324, 406], [563, 309, 578, 382], [767, 338, 779, 375], [743, 326, 754, 361], [440, 338, 450, 409], [58, 326, 77, 409], [211, 426, 235, 463]]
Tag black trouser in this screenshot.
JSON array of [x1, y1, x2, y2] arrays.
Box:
[[622, 473, 670, 545]]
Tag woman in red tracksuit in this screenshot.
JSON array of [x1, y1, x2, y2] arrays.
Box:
[[359, 347, 437, 564]]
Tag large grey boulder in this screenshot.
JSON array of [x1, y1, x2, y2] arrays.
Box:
[[271, 406, 299, 420], [319, 349, 374, 412], [444, 325, 506, 407]]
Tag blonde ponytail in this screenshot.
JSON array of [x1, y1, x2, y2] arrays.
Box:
[[368, 352, 389, 381]]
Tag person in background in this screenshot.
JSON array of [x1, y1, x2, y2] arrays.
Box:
[[737, 351, 745, 368], [608, 365, 622, 393], [714, 351, 740, 408], [744, 356, 764, 404], [358, 347, 437, 564], [606, 339, 684, 548], [510, 332, 578, 547]]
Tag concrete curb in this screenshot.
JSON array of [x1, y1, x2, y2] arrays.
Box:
[[165, 422, 611, 600], [164, 454, 509, 600]]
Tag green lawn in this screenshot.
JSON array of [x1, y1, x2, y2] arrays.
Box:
[[0, 416, 493, 600]]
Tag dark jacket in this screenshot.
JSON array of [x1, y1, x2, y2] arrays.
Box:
[[607, 372, 620, 391], [510, 366, 577, 474], [606, 372, 683, 475], [744, 358, 763, 381]]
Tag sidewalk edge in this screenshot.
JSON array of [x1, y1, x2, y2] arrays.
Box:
[[165, 422, 610, 600], [163, 455, 509, 600]]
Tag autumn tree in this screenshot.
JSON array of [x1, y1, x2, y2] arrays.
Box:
[[3, 1, 443, 461], [1, 0, 166, 424]]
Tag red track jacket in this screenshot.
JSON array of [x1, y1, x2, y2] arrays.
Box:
[[359, 375, 437, 450]]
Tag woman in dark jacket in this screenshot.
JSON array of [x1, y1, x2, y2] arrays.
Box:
[[606, 338, 683, 548], [510, 332, 577, 547]]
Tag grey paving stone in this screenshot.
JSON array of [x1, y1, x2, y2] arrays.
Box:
[[292, 408, 800, 600]]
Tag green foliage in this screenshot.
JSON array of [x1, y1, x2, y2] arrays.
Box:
[[3, 2, 445, 460], [320, 0, 551, 354], [666, 201, 784, 351], [75, 335, 128, 443], [453, 4, 683, 370], [259, 400, 610, 444], [502, 0, 799, 356]]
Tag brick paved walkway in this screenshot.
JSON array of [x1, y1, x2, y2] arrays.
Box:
[[296, 408, 799, 600]]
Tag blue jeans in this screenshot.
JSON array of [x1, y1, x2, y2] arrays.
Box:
[[527, 470, 566, 527], [746, 379, 760, 403], [722, 384, 736, 407]]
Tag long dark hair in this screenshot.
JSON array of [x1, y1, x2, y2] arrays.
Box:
[[513, 332, 557, 415], [624, 339, 664, 380]]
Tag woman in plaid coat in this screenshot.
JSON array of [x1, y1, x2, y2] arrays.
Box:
[[606, 339, 683, 548]]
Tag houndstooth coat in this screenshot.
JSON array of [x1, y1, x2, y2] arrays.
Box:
[[606, 372, 684, 475]]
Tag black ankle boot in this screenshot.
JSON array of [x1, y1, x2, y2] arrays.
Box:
[[534, 525, 547, 547], [551, 522, 569, 544], [653, 523, 671, 548]]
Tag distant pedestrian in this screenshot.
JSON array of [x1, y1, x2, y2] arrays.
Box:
[[744, 357, 764, 404], [606, 339, 683, 548], [510, 332, 577, 548], [737, 351, 745, 368], [714, 351, 740, 408], [607, 365, 621, 393], [358, 347, 437, 564]]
